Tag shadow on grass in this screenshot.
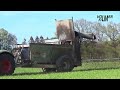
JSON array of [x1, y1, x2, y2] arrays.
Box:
[[73, 67, 120, 72], [12, 72, 47, 76], [4, 67, 120, 76]]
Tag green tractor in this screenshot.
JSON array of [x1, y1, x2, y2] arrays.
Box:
[[0, 18, 96, 75]]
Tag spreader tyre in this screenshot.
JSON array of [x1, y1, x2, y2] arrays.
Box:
[[56, 55, 74, 72]]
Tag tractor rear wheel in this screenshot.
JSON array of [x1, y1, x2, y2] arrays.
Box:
[[0, 53, 15, 75], [56, 55, 74, 72]]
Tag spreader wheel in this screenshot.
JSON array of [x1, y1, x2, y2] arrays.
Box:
[[56, 55, 74, 72]]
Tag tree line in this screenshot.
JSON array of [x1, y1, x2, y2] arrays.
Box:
[[74, 19, 120, 59]]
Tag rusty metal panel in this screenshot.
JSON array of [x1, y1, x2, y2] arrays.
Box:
[[56, 19, 75, 41]]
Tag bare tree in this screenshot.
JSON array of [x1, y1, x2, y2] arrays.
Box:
[[74, 19, 94, 33], [92, 22, 105, 42], [100, 22, 120, 48], [74, 19, 96, 42]]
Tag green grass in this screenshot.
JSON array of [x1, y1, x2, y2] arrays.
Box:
[[1, 61, 120, 79]]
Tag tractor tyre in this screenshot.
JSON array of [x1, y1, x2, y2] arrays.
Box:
[[0, 53, 15, 75]]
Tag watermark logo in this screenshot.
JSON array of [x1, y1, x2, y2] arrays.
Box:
[[97, 15, 113, 21]]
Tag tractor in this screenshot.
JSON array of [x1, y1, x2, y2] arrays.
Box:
[[0, 18, 96, 75]]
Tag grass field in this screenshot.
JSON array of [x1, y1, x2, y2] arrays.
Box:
[[1, 61, 120, 79]]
